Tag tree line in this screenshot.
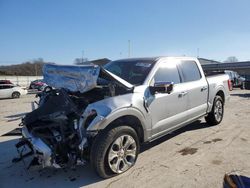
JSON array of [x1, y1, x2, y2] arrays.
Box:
[[0, 58, 110, 76], [0, 59, 51, 76]]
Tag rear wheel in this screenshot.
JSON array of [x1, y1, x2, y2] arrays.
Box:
[[205, 95, 224, 125], [90, 126, 139, 178], [12, 92, 20, 99]]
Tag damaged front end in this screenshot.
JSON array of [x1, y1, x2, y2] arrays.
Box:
[[14, 64, 133, 169], [14, 89, 87, 168]]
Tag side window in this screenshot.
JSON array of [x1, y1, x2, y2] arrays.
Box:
[[153, 63, 181, 84], [1, 85, 13, 89], [179, 61, 201, 82]]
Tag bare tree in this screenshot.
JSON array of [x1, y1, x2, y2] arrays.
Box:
[[224, 56, 238, 63], [0, 58, 53, 76]]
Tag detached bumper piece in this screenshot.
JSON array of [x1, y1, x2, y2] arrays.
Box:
[[12, 139, 34, 167], [224, 173, 250, 188]]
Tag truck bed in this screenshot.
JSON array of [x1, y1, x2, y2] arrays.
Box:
[[206, 73, 230, 112]]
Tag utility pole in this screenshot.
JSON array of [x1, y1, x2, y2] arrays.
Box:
[[128, 40, 131, 58], [197, 48, 200, 58]]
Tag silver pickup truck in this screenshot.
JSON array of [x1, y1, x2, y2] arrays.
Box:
[[14, 57, 230, 178]]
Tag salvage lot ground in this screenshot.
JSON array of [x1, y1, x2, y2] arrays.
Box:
[[0, 90, 250, 188]]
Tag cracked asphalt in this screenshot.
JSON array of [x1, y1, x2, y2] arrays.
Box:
[[0, 89, 250, 188]]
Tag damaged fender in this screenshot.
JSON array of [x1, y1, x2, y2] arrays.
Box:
[[82, 94, 150, 142]]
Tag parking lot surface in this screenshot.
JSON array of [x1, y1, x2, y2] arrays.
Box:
[[0, 90, 250, 188]]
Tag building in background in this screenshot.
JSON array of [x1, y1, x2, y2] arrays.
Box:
[[198, 58, 221, 65], [90, 58, 110, 66]]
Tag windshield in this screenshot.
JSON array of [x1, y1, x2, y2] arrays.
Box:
[[103, 59, 156, 85]]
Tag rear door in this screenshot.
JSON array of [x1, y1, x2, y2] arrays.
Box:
[[178, 60, 208, 120], [146, 60, 189, 137]]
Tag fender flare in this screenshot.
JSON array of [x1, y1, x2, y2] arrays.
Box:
[[86, 107, 151, 142]]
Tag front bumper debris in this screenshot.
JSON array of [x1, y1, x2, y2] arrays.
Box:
[[12, 138, 34, 164]]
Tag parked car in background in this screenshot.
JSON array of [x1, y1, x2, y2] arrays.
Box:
[[224, 70, 245, 89], [0, 84, 27, 99], [0, 80, 14, 85], [29, 79, 47, 91]]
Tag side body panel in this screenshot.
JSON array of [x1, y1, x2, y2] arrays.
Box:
[[84, 92, 152, 142], [0, 86, 13, 98]]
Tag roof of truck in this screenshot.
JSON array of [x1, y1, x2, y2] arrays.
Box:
[[112, 57, 160, 62], [113, 56, 198, 62]]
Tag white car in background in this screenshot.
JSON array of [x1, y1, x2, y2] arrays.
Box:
[[0, 84, 27, 99]]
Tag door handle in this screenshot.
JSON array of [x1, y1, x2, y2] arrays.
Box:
[[178, 91, 188, 97], [201, 86, 208, 91]]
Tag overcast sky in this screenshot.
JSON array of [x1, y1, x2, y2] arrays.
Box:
[[1, 0, 250, 64]]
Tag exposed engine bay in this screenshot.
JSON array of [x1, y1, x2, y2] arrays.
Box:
[[13, 64, 133, 169]]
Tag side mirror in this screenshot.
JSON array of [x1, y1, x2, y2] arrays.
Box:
[[149, 81, 174, 95]]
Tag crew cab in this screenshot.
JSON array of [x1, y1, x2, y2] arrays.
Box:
[[14, 57, 230, 178]]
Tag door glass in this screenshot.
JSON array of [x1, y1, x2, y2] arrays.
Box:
[[153, 63, 181, 84], [1, 85, 13, 89], [179, 61, 201, 82]]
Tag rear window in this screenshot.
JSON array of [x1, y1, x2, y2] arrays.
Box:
[[179, 61, 201, 82]]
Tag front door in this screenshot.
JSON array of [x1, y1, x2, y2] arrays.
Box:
[[145, 60, 189, 138]]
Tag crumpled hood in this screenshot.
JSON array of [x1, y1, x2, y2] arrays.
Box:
[[43, 64, 133, 93]]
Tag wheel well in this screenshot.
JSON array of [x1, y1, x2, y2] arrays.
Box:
[[216, 90, 225, 103], [104, 115, 144, 143]]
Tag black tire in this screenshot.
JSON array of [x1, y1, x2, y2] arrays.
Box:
[[205, 95, 224, 126], [90, 125, 140, 178], [43, 86, 52, 93], [12, 92, 20, 99]]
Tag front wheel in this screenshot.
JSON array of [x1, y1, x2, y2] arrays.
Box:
[[90, 126, 139, 178], [205, 95, 224, 126]]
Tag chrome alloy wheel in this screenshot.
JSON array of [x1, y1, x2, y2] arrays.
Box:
[[214, 100, 223, 122], [108, 135, 137, 174]]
